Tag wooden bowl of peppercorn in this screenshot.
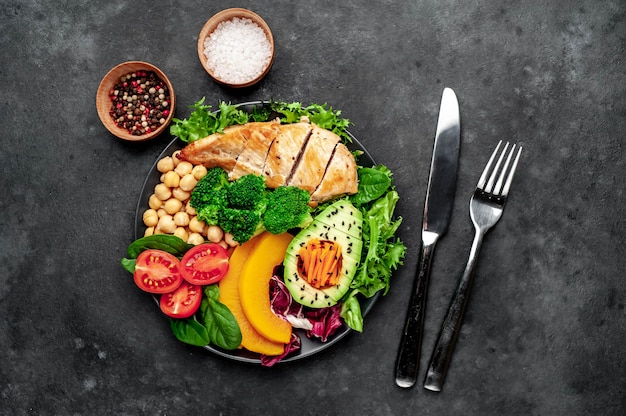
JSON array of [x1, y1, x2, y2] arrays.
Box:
[[96, 61, 176, 141]]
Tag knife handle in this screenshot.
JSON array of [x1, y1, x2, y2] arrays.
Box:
[[395, 231, 439, 388]]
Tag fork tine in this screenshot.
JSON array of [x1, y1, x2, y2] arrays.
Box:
[[485, 142, 509, 192], [477, 140, 502, 190], [501, 145, 522, 196], [494, 143, 516, 194]]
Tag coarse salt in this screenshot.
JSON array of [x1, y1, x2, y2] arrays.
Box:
[[204, 17, 272, 84]]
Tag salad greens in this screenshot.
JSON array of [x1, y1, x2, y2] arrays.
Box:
[[170, 99, 354, 143], [169, 99, 250, 143], [264, 101, 353, 142], [125, 234, 194, 259], [199, 285, 242, 350], [170, 317, 210, 347], [340, 166, 406, 332], [168, 286, 242, 350]]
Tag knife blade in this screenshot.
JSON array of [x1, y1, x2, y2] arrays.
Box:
[[395, 87, 460, 388]]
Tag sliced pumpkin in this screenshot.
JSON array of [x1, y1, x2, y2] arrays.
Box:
[[239, 232, 293, 344], [218, 235, 285, 356]]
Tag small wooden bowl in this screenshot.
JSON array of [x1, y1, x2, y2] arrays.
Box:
[[96, 61, 176, 141], [197, 8, 274, 88]]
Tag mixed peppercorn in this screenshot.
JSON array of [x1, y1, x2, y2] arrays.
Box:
[[108, 70, 171, 136]]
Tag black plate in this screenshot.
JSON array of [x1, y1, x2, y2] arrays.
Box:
[[134, 101, 379, 364]]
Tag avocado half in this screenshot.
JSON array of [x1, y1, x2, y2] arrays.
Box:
[[283, 199, 363, 308]]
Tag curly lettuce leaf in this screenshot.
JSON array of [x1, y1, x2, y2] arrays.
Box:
[[170, 98, 353, 143], [340, 167, 407, 331], [268, 101, 352, 142], [169, 98, 250, 143]]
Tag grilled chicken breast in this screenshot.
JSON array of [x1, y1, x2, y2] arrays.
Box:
[[229, 121, 281, 181], [310, 143, 358, 204], [179, 121, 358, 204], [263, 122, 312, 188], [178, 124, 247, 171], [287, 125, 341, 194]]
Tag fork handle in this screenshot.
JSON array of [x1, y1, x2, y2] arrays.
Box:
[[395, 231, 439, 388], [423, 230, 484, 392]]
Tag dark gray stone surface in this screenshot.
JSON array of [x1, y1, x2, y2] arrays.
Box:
[[1, 0, 624, 415]]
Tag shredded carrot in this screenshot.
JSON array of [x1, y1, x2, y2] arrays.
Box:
[[297, 239, 343, 288]]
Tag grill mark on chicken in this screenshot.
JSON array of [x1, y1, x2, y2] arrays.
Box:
[[311, 143, 358, 205], [229, 121, 280, 181], [286, 124, 340, 194], [264, 122, 313, 188]]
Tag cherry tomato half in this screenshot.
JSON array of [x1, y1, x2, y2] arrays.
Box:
[[134, 249, 183, 294], [159, 281, 202, 319], [180, 243, 230, 285]]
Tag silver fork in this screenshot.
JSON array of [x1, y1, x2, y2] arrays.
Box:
[[423, 140, 522, 392]]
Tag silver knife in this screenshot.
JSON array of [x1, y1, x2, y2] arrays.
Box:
[[395, 87, 460, 388]]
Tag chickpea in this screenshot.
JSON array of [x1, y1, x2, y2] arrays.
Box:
[[188, 217, 206, 234], [172, 150, 183, 166], [174, 211, 190, 227], [156, 156, 174, 173], [144, 226, 155, 237], [187, 232, 205, 245], [173, 227, 189, 242], [162, 170, 180, 188], [206, 225, 224, 243], [148, 194, 162, 210], [224, 233, 239, 247], [179, 174, 197, 192], [157, 215, 176, 234], [174, 161, 193, 177], [192, 165, 208, 180], [172, 187, 191, 201], [185, 202, 197, 216], [142, 209, 159, 227], [154, 183, 171, 201], [163, 198, 183, 215], [157, 208, 167, 218]]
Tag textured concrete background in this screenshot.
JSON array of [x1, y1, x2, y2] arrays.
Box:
[[1, 0, 624, 415]]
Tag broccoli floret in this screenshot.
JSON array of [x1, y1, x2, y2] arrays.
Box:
[[189, 167, 229, 226], [226, 174, 266, 210], [262, 186, 313, 234], [195, 188, 228, 225], [189, 167, 229, 209], [188, 169, 312, 241], [219, 208, 263, 243]]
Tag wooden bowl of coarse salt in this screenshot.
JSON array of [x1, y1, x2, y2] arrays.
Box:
[[198, 8, 274, 88]]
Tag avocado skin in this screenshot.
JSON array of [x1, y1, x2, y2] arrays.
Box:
[[283, 200, 363, 308]]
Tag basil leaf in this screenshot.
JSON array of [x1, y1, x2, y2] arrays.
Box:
[[126, 235, 194, 258], [120, 258, 136, 274], [351, 166, 392, 205], [170, 318, 210, 347], [200, 286, 242, 350], [204, 284, 220, 302]]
